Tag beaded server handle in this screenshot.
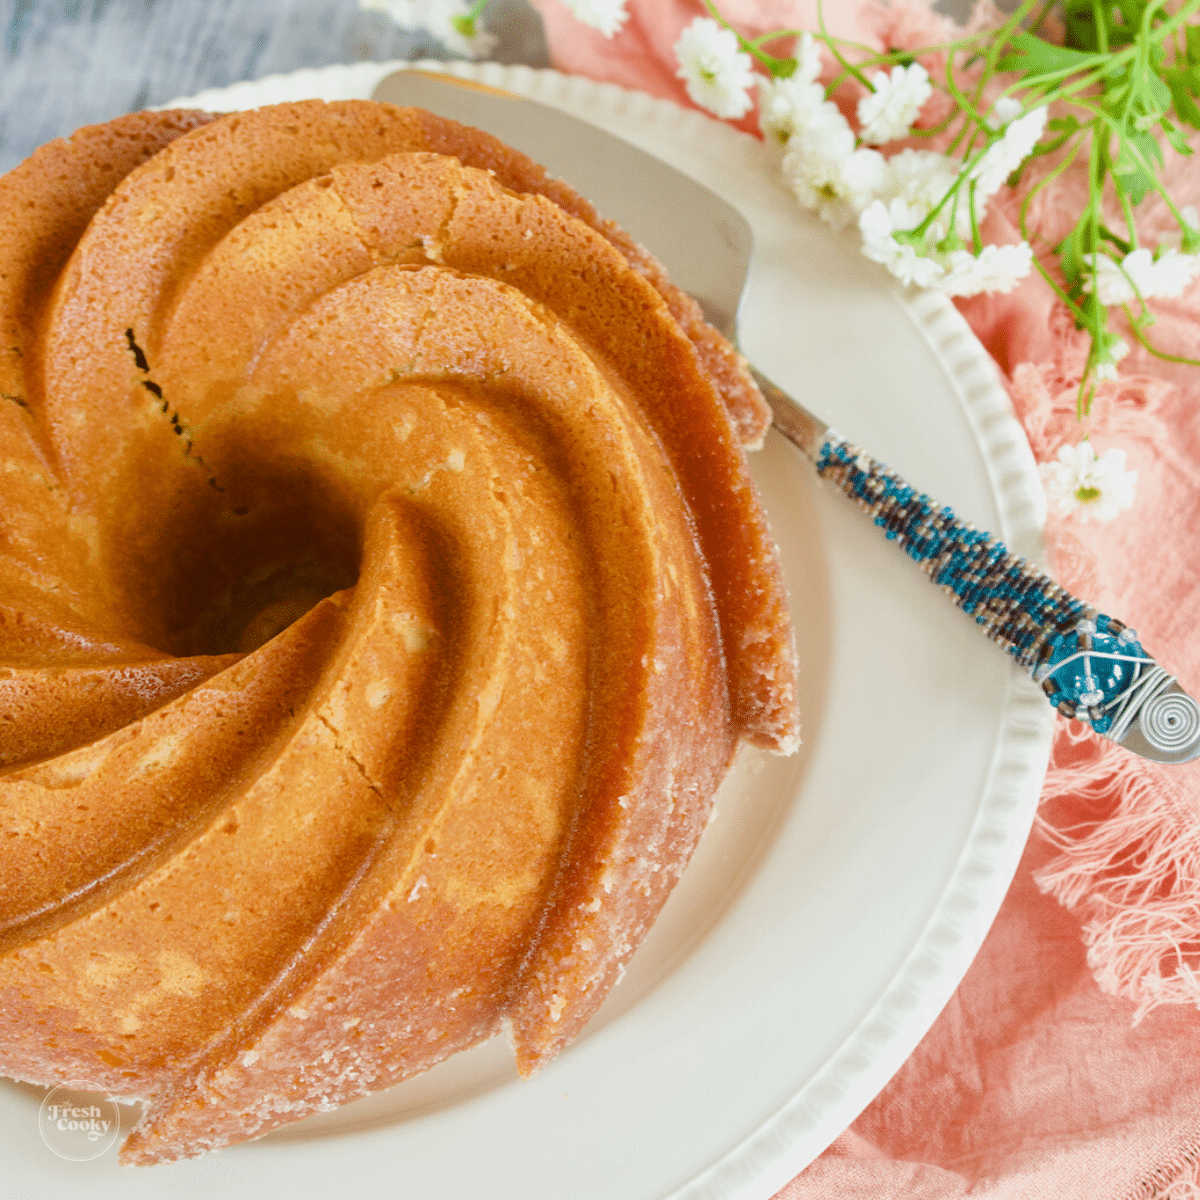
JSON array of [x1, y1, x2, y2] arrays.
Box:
[[754, 369, 1200, 765]]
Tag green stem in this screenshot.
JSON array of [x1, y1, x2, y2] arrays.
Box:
[[1018, 133, 1086, 247], [971, 0, 1042, 113], [943, 51, 992, 154], [1124, 306, 1200, 367], [968, 180, 983, 254], [703, 0, 796, 77], [1117, 184, 1139, 250], [748, 29, 805, 49], [1080, 133, 1107, 417], [815, 1, 875, 90], [1031, 253, 1090, 327], [824, 41, 983, 95], [1091, 0, 1109, 54], [1099, 110, 1190, 221]]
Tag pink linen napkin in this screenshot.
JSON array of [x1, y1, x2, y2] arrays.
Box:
[[530, 2, 1200, 1195]]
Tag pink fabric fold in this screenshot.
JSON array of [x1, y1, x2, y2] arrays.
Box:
[[530, 1, 1200, 1195]]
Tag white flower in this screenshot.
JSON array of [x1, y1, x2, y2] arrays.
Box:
[[1141, 248, 1200, 296], [1083, 246, 1200, 305], [858, 198, 946, 287], [937, 242, 1033, 297], [1040, 442, 1138, 523], [968, 105, 1048, 203], [986, 96, 1022, 129], [838, 147, 891, 212], [560, 0, 628, 38], [360, 0, 496, 58], [791, 96, 856, 161], [1084, 252, 1136, 305], [758, 74, 825, 146], [792, 30, 824, 87], [783, 101, 888, 229], [857, 62, 932, 145], [674, 17, 757, 120], [780, 99, 855, 223], [882, 147, 969, 240], [886, 149, 959, 206]]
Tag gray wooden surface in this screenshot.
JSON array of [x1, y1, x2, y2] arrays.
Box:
[[0, 0, 549, 174]]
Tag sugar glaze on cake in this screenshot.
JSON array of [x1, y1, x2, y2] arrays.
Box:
[[0, 100, 799, 1164]]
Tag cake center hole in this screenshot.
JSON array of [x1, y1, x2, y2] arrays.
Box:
[[209, 556, 356, 656], [110, 459, 361, 658]]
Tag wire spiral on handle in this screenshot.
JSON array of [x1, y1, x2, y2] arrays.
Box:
[[1139, 684, 1200, 753]]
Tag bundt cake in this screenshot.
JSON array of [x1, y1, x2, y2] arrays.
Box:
[[0, 99, 799, 1164]]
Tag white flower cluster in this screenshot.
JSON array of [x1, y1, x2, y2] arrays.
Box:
[[664, 16, 1146, 524], [858, 63, 933, 145], [685, 24, 1040, 299], [674, 17, 757, 120], [785, 63, 1045, 297], [1040, 442, 1138, 523], [1084, 246, 1200, 306]]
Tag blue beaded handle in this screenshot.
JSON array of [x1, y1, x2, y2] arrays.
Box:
[[812, 432, 1200, 764]]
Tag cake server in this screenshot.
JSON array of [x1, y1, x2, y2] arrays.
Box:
[[372, 68, 1200, 765]]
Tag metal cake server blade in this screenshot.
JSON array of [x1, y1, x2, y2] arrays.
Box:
[[372, 68, 1200, 765]]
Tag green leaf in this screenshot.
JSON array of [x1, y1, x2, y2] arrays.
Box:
[[1187, 23, 1200, 64], [995, 31, 1104, 79], [1132, 128, 1165, 172], [1029, 114, 1082, 159], [1112, 0, 1147, 43], [1102, 77, 1132, 109], [1163, 121, 1195, 155], [1080, 289, 1106, 331], [1165, 68, 1200, 128], [1112, 131, 1162, 204], [1098, 224, 1132, 255], [1147, 72, 1173, 116], [1170, 130, 1195, 155], [1048, 115, 1083, 133], [1055, 222, 1087, 288]]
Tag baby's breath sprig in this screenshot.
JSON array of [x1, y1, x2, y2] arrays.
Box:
[[676, 0, 1200, 417]]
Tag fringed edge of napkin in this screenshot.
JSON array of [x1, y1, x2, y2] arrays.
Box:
[[1034, 723, 1200, 1024]]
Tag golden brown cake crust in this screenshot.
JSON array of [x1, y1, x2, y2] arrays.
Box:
[[0, 100, 799, 1164], [406, 106, 773, 448]]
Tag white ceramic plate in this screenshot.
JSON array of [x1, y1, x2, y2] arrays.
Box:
[[0, 62, 1054, 1200]]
